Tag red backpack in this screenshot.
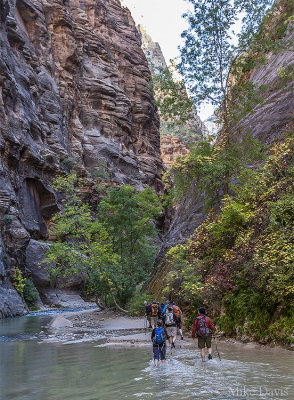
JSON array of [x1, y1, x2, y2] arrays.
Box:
[[196, 316, 211, 337]]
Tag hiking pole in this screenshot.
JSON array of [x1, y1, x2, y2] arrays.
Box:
[[215, 338, 221, 361]]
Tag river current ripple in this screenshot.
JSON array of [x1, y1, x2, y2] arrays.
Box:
[[0, 314, 293, 400]]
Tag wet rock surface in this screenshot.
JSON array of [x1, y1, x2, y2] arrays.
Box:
[[0, 0, 163, 317], [41, 309, 190, 347]]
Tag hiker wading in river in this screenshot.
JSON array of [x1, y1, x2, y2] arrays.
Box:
[[164, 305, 177, 348], [151, 320, 169, 367], [192, 307, 216, 362]]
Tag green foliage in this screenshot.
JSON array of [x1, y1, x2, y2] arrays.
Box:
[[45, 175, 162, 308], [179, 0, 275, 129], [151, 61, 195, 127], [164, 131, 294, 344], [164, 244, 204, 325], [277, 65, 294, 85], [97, 185, 162, 303], [61, 156, 77, 172], [23, 279, 39, 307], [207, 198, 253, 249], [3, 214, 13, 226], [216, 288, 294, 345], [126, 292, 154, 316], [179, 0, 292, 131], [13, 268, 25, 294], [216, 288, 273, 339], [165, 135, 264, 208], [269, 194, 294, 231], [88, 159, 111, 180], [230, 82, 268, 123], [253, 232, 294, 303]]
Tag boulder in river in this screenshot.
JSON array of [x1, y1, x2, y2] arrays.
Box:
[[48, 315, 73, 329]]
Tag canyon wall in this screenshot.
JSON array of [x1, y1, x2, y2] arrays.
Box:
[[0, 0, 163, 317], [137, 24, 204, 165], [232, 25, 294, 144], [150, 19, 294, 286]]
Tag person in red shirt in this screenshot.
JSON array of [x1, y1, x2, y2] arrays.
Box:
[[192, 307, 216, 362]]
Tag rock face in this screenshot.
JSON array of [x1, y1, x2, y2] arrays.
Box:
[[160, 135, 189, 168], [0, 231, 27, 318], [0, 0, 163, 317], [233, 25, 294, 144], [137, 24, 167, 75]]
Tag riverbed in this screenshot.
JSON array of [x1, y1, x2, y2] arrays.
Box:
[[0, 311, 293, 400]]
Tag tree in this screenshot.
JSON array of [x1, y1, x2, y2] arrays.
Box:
[[45, 175, 162, 311], [97, 185, 162, 304], [151, 61, 195, 126], [150, 61, 203, 144], [165, 134, 264, 208], [179, 0, 275, 135]]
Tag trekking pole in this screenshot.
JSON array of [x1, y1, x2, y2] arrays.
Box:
[[215, 338, 221, 361]]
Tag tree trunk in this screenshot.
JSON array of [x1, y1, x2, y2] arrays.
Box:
[[110, 291, 129, 314], [95, 296, 107, 310]]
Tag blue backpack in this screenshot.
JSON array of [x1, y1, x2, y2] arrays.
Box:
[[153, 327, 165, 345]]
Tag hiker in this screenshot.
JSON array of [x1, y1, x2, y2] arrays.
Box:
[[192, 307, 216, 362], [151, 301, 159, 329], [173, 303, 183, 340], [151, 320, 169, 367], [164, 305, 177, 348], [144, 301, 152, 328], [162, 300, 170, 315]]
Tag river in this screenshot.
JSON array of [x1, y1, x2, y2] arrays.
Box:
[[0, 313, 293, 400]]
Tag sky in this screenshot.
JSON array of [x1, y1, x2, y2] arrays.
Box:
[[121, 0, 214, 121], [121, 0, 189, 61]]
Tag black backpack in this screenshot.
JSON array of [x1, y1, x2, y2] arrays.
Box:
[[146, 304, 152, 315]]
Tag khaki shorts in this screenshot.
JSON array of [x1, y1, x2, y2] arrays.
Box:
[[198, 335, 212, 349], [166, 326, 177, 337], [151, 316, 158, 326]]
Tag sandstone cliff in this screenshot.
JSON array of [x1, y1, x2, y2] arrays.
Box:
[[232, 24, 294, 144], [160, 135, 189, 168], [0, 0, 163, 317], [137, 24, 167, 75]]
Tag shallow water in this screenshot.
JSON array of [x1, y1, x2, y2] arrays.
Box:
[[0, 315, 293, 400]]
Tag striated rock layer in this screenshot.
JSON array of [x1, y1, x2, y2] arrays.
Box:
[[160, 135, 189, 168], [232, 25, 294, 144], [0, 0, 163, 317]]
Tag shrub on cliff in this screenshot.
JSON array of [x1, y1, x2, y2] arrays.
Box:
[[23, 279, 39, 308]]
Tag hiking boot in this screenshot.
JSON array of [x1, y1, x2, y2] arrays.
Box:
[[181, 335, 183, 340], [208, 354, 212, 360]]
